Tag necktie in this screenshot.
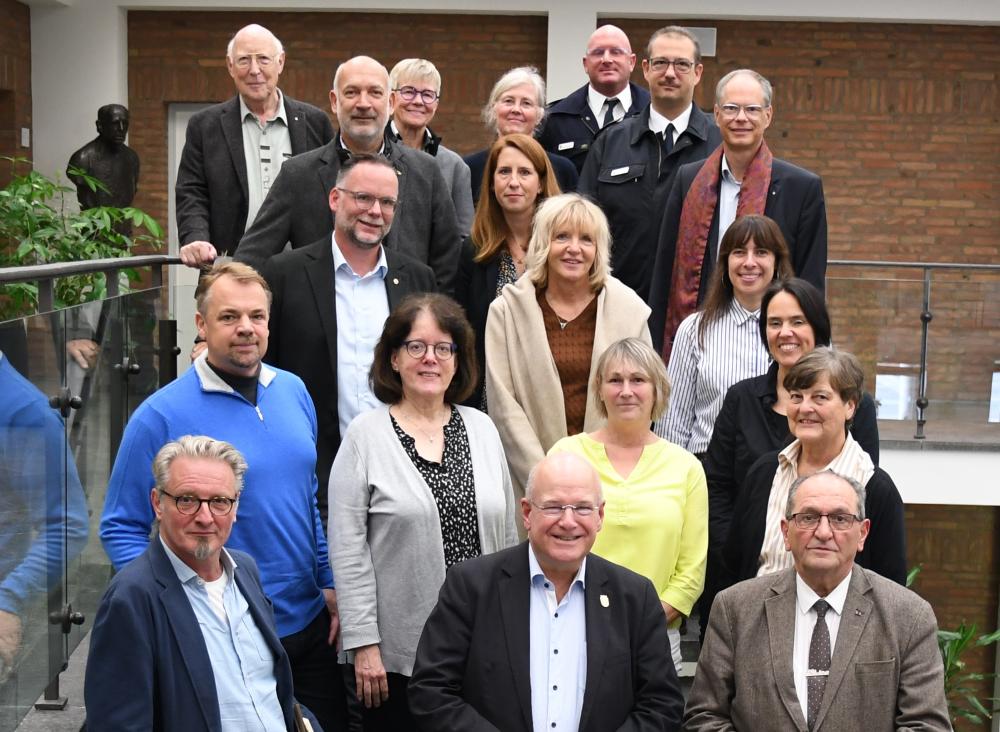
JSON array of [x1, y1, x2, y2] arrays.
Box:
[[807, 600, 831, 730], [662, 123, 676, 156], [601, 97, 620, 128]]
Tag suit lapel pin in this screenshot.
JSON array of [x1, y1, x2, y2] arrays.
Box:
[[854, 608, 863, 616], [600, 594, 610, 608], [392, 278, 399, 285]]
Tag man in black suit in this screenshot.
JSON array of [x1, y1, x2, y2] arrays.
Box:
[[260, 154, 435, 524], [649, 68, 827, 356], [409, 452, 683, 732], [579, 26, 721, 301], [176, 24, 334, 264], [538, 24, 650, 174], [234, 55, 461, 293]]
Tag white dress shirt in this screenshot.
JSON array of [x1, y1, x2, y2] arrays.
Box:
[[239, 90, 291, 232], [717, 154, 742, 256], [792, 571, 851, 723], [647, 103, 693, 146], [588, 85, 633, 126]]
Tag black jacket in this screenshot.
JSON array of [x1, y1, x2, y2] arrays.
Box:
[[537, 82, 650, 174], [175, 95, 334, 258], [260, 238, 437, 524], [454, 239, 501, 408], [649, 155, 828, 352], [578, 104, 721, 302]]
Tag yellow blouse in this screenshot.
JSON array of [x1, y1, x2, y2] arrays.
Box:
[[549, 433, 708, 618]]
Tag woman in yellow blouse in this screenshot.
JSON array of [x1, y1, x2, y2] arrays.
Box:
[[549, 337, 707, 670]]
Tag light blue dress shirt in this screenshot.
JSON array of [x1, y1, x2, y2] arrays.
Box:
[[333, 239, 390, 436], [160, 537, 286, 732], [718, 154, 742, 252], [528, 545, 588, 732]]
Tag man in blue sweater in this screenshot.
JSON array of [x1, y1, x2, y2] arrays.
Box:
[[100, 261, 346, 730]]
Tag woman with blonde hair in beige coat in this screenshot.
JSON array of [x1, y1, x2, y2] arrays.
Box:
[[485, 193, 651, 502]]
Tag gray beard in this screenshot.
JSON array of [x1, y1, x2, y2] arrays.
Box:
[[193, 538, 212, 561]]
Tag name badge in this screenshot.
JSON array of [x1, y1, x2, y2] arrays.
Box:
[[558, 141, 574, 151], [611, 166, 629, 176]]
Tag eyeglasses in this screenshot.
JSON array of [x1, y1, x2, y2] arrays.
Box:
[[336, 188, 398, 213], [530, 501, 598, 518], [232, 53, 275, 70], [402, 340, 458, 360], [718, 103, 768, 120], [394, 86, 440, 104], [647, 57, 695, 74], [788, 512, 862, 531], [161, 490, 238, 516], [586, 46, 631, 59]]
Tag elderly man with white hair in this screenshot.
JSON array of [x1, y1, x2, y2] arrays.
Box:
[[177, 23, 334, 264]]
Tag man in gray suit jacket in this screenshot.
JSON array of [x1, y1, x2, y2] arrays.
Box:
[[686, 470, 950, 732], [233, 55, 461, 293], [176, 24, 334, 262]]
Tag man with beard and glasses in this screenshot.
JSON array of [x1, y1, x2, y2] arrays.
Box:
[[100, 262, 349, 730], [260, 154, 436, 526], [87, 436, 324, 732], [211, 55, 460, 293]]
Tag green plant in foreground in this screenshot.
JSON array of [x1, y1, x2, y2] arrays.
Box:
[[0, 157, 162, 320], [908, 565, 1000, 726]]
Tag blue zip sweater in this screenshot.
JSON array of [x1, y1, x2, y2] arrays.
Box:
[[100, 355, 331, 637]]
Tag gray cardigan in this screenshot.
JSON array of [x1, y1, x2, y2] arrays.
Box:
[[436, 144, 474, 235], [329, 404, 518, 676]]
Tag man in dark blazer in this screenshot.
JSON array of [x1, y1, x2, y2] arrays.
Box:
[[261, 154, 436, 524], [538, 24, 650, 174], [176, 24, 334, 263], [649, 68, 827, 355], [234, 55, 460, 294], [685, 470, 950, 732], [579, 26, 721, 302], [85, 436, 315, 732], [409, 452, 683, 732]]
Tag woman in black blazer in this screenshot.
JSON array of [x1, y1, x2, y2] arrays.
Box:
[[454, 133, 561, 408], [720, 347, 905, 594]]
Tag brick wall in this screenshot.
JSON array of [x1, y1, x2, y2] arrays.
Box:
[[0, 0, 31, 185], [607, 18, 1000, 405], [126, 10, 548, 244]]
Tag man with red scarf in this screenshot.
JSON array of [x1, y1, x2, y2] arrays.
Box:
[[649, 69, 827, 360]]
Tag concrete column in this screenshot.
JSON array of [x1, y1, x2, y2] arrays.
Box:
[[544, 6, 596, 101], [30, 0, 128, 181]]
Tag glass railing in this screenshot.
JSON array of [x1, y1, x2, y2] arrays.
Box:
[[827, 261, 1000, 446], [0, 257, 178, 731]]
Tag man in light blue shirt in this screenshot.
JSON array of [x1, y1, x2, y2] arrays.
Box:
[[86, 436, 317, 731], [411, 452, 684, 731]]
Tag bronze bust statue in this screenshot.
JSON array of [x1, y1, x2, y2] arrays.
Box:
[[67, 104, 140, 210]]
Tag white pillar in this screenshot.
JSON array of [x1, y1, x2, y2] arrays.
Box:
[[30, 0, 128, 182], [544, 6, 597, 102]]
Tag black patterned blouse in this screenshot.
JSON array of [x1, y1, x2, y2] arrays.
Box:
[[390, 407, 483, 568]]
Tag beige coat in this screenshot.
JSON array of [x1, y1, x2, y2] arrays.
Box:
[[485, 275, 652, 501]]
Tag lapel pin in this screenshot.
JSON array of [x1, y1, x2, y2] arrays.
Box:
[[600, 594, 610, 608], [854, 609, 863, 616], [392, 278, 399, 285]]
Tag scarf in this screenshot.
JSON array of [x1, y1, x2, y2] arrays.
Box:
[[660, 140, 773, 362]]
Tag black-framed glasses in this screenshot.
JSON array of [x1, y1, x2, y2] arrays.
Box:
[[402, 340, 458, 360], [718, 103, 768, 120], [788, 512, 862, 531], [394, 86, 440, 104], [161, 490, 238, 516], [648, 57, 695, 74], [530, 501, 598, 518], [336, 188, 398, 213]]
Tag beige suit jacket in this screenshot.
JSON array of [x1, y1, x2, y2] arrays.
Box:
[[484, 275, 651, 502], [685, 566, 951, 732]]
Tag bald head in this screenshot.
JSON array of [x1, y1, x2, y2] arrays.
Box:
[[330, 56, 391, 153], [584, 25, 636, 97], [226, 24, 285, 111], [525, 452, 602, 504]]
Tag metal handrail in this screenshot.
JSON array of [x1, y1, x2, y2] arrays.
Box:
[[828, 259, 1000, 439], [0, 255, 182, 311]]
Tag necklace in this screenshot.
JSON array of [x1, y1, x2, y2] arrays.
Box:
[[396, 406, 450, 443]]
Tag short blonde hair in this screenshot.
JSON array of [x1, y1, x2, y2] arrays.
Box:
[[482, 66, 546, 136], [152, 435, 247, 496], [591, 338, 671, 421], [389, 58, 441, 93], [194, 261, 271, 316], [525, 194, 611, 292]]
